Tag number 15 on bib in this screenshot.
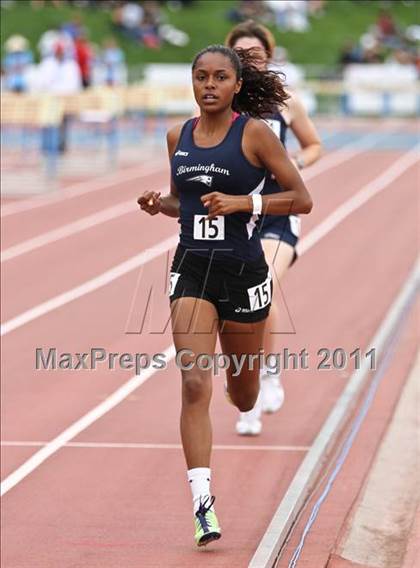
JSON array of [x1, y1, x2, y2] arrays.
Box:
[[247, 273, 272, 311], [193, 215, 225, 240]]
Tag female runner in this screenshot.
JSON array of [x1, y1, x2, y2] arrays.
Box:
[[226, 20, 322, 435], [138, 45, 312, 547]]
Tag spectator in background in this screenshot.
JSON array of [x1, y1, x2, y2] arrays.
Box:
[[60, 16, 93, 87], [227, 0, 268, 23], [74, 27, 93, 88], [139, 0, 162, 49], [2, 35, 34, 92], [112, 1, 165, 49], [61, 14, 83, 41], [308, 0, 325, 18], [35, 42, 81, 152], [338, 40, 363, 67], [38, 29, 62, 59], [337, 9, 420, 69], [388, 46, 417, 68], [93, 37, 127, 86], [375, 9, 399, 46], [359, 33, 383, 64], [38, 27, 75, 60], [106, 0, 186, 48], [35, 41, 81, 94], [265, 0, 309, 32], [112, 1, 144, 41]]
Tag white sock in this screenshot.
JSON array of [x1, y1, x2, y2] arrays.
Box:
[[187, 467, 212, 513]]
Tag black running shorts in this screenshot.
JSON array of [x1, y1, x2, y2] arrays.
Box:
[[169, 245, 272, 323]]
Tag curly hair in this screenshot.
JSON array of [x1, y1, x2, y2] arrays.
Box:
[[191, 45, 289, 118], [225, 20, 276, 59]]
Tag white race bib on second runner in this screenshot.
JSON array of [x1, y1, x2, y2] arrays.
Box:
[[289, 215, 301, 238], [263, 118, 281, 139], [168, 272, 181, 296]]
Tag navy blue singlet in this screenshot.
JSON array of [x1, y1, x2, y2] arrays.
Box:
[[171, 115, 267, 262], [261, 109, 288, 196]]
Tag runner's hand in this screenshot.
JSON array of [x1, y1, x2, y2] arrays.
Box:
[[201, 192, 247, 219], [137, 191, 161, 215]]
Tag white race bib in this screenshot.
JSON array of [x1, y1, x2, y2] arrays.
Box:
[[263, 118, 281, 139], [193, 215, 225, 240], [247, 273, 272, 311], [168, 272, 180, 296], [289, 215, 301, 238]]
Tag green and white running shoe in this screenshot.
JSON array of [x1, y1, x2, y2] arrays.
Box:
[[194, 496, 221, 547]]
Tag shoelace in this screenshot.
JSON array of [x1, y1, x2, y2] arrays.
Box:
[[195, 495, 216, 531]]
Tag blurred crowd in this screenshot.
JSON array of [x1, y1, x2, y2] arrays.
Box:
[[225, 1, 418, 73], [338, 9, 419, 71], [2, 0, 191, 50], [1, 0, 194, 95], [2, 0, 418, 95], [111, 1, 190, 48], [227, 0, 326, 33], [3, 0, 193, 8], [2, 22, 128, 95]]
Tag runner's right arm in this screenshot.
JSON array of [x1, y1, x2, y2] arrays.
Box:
[[137, 125, 181, 218]]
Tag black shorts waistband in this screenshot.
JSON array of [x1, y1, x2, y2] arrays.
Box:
[[173, 244, 267, 273]]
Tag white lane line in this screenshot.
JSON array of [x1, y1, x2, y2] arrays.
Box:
[[0, 344, 174, 496], [248, 259, 420, 568], [0, 233, 179, 336], [2, 144, 414, 337], [1, 136, 374, 262], [0, 160, 165, 218], [298, 146, 420, 255], [1, 201, 134, 262], [0, 441, 309, 451], [1, 188, 161, 263], [1, 147, 416, 495], [301, 133, 378, 180]]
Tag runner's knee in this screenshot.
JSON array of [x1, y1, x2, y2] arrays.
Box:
[[182, 370, 211, 405]]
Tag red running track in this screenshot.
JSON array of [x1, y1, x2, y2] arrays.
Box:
[[1, 132, 419, 567]]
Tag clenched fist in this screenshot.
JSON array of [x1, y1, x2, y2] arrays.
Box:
[[201, 192, 249, 220], [137, 191, 162, 215]]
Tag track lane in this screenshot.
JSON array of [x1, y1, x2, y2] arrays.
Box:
[[65, 163, 418, 451], [278, 301, 419, 568], [1, 147, 384, 263], [1, 168, 416, 567], [0, 144, 393, 253], [0, 214, 177, 322], [1, 151, 409, 325], [0, 155, 167, 219], [1, 157, 417, 451], [1, 439, 306, 568], [0, 166, 169, 249], [1, 138, 418, 567], [0, 126, 391, 254]]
